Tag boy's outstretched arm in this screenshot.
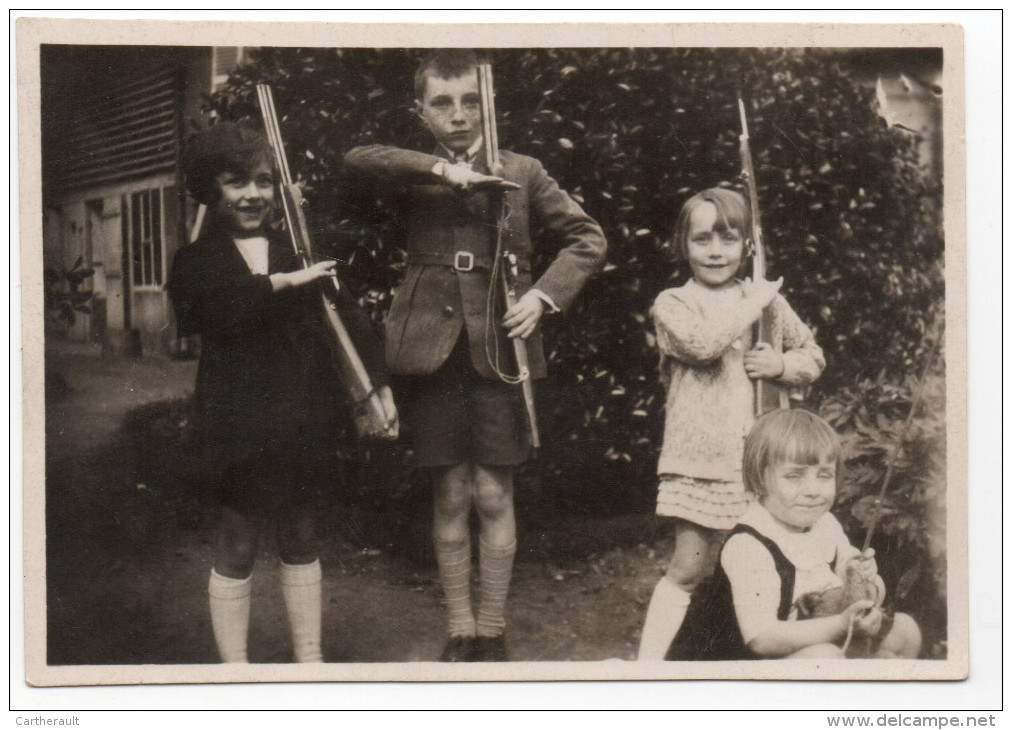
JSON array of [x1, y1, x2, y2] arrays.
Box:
[[344, 145, 443, 183], [344, 145, 515, 190]]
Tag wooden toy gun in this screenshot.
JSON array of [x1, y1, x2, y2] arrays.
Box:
[[477, 62, 540, 449], [256, 84, 392, 439], [738, 98, 789, 416]]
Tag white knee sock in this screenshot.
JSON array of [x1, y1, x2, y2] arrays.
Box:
[[435, 539, 476, 637], [280, 559, 323, 663], [208, 569, 252, 663], [637, 578, 692, 660], [476, 539, 516, 638]]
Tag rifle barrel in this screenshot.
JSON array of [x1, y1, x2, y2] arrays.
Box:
[[478, 65, 503, 175], [255, 83, 390, 437], [738, 98, 749, 141], [477, 64, 540, 449], [738, 97, 787, 416]]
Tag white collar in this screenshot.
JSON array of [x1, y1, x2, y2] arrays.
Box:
[[440, 135, 484, 164], [737, 501, 840, 570], [232, 235, 269, 275]]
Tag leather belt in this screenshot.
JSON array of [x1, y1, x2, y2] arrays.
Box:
[[407, 251, 531, 272]]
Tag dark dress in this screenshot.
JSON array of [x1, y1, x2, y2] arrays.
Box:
[[167, 225, 387, 514], [666, 524, 797, 661]]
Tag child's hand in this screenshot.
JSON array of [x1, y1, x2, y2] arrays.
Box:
[[377, 385, 399, 440], [271, 261, 337, 292], [439, 163, 521, 192], [840, 599, 876, 635], [353, 385, 400, 440], [848, 549, 879, 584], [742, 276, 783, 308], [744, 342, 785, 380], [300, 260, 339, 284], [853, 606, 884, 639], [503, 290, 545, 339], [844, 549, 885, 607]]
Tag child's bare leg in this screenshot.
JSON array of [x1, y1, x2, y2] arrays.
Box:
[[876, 612, 922, 659], [278, 505, 323, 662], [433, 463, 477, 639], [638, 521, 722, 660], [209, 507, 262, 662], [788, 643, 845, 659], [473, 464, 516, 643], [665, 522, 723, 593]]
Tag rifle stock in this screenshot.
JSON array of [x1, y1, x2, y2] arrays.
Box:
[[256, 84, 391, 438], [738, 98, 789, 416], [478, 63, 540, 450]]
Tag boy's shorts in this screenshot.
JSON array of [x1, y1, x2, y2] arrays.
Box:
[[397, 336, 531, 468]]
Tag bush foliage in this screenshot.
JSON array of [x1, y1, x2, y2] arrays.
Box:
[[820, 331, 947, 653], [206, 48, 947, 650]]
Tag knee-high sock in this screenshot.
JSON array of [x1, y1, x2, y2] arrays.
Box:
[[208, 569, 252, 663], [435, 539, 476, 637], [637, 577, 692, 660], [280, 559, 323, 663], [476, 539, 516, 638]]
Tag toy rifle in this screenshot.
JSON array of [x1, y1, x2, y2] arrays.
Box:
[[256, 83, 392, 438], [477, 62, 540, 449], [738, 98, 789, 416]]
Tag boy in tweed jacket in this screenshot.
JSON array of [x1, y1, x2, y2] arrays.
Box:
[[344, 49, 606, 661]]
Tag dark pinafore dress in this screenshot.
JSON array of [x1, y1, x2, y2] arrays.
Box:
[[666, 524, 797, 661]]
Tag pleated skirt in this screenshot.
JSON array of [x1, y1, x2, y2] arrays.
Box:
[[656, 474, 751, 531]]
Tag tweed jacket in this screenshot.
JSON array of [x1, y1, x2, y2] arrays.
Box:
[[168, 225, 387, 469], [343, 144, 607, 380], [652, 279, 825, 482]]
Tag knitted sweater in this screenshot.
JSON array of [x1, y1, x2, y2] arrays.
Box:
[[653, 278, 825, 481]]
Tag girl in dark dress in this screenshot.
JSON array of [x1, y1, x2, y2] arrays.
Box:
[[168, 123, 396, 663]]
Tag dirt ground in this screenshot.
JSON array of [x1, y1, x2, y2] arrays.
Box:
[[44, 344, 673, 665]]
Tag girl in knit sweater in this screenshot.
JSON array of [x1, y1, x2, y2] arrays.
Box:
[[637, 188, 825, 660]]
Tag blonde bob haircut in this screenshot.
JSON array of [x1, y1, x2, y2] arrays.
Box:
[[670, 187, 751, 274], [742, 409, 842, 500]]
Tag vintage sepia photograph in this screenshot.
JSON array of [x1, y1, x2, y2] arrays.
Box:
[[17, 18, 969, 689]]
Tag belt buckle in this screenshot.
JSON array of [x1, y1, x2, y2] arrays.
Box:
[[453, 251, 474, 272]]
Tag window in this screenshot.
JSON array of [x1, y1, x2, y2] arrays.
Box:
[[122, 187, 166, 288], [212, 47, 245, 91]]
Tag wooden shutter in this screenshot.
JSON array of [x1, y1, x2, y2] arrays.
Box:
[[60, 67, 181, 191]]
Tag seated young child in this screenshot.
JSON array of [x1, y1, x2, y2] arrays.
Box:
[[668, 409, 921, 660]]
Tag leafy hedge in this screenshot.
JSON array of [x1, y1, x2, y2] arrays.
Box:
[[821, 343, 947, 654]]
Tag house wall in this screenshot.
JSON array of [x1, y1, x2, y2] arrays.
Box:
[[43, 46, 218, 356]]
